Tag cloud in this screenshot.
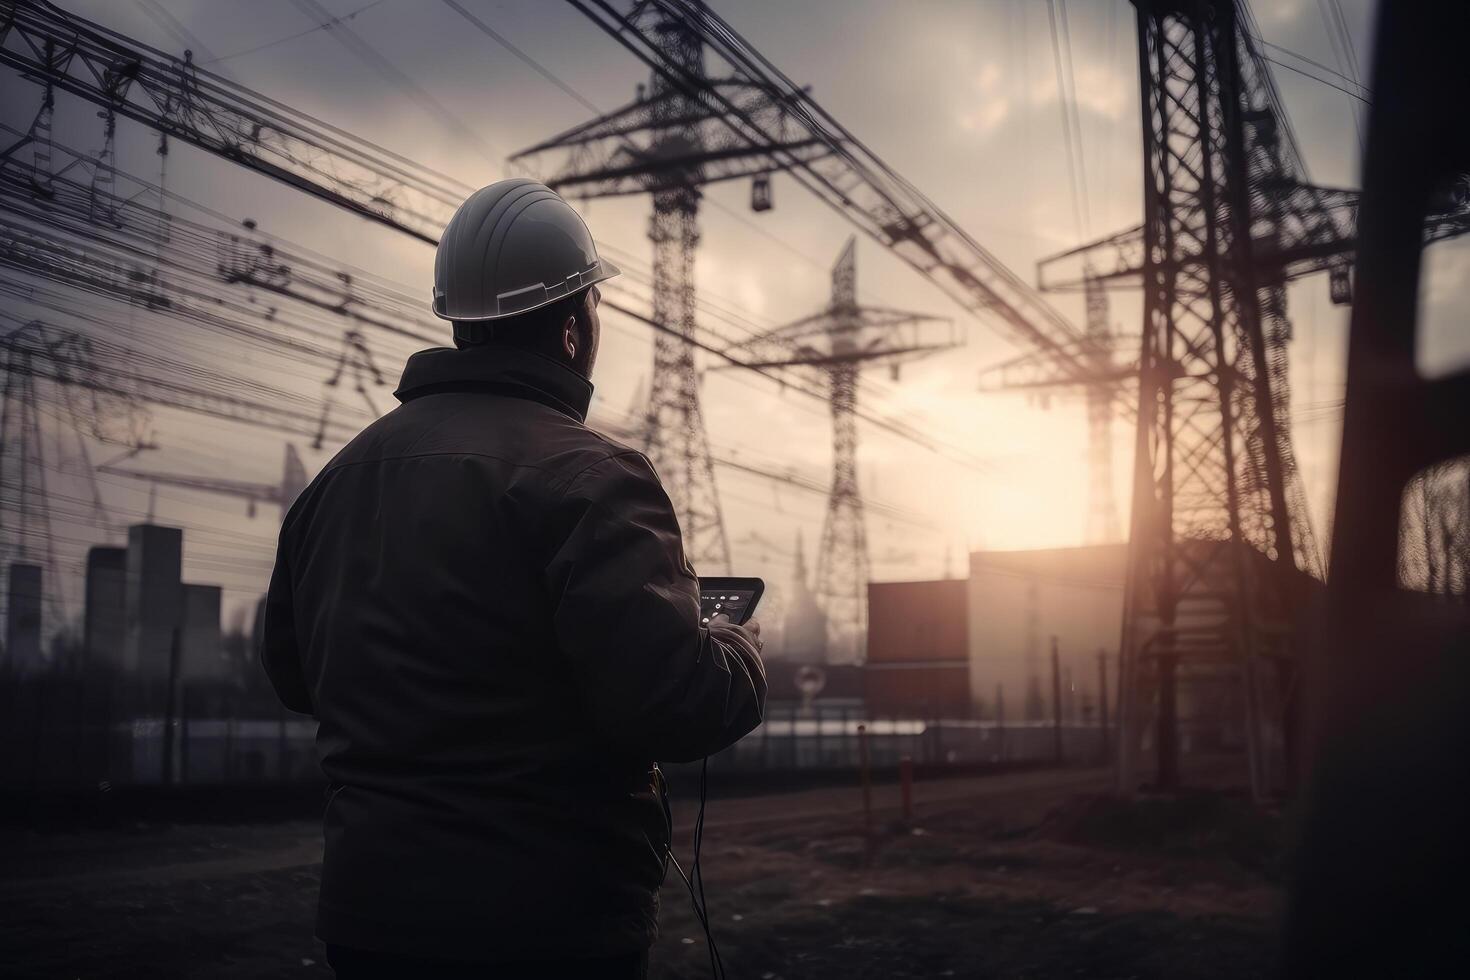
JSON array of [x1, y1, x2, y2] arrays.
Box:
[[957, 62, 1012, 135]]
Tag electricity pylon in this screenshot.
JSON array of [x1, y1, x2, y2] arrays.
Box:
[[720, 240, 953, 663], [984, 0, 1470, 800], [510, 3, 823, 570]]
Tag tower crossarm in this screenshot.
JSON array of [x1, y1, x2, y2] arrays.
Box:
[[94, 464, 284, 504], [1037, 177, 1470, 293], [722, 308, 950, 355], [977, 337, 1142, 400], [511, 68, 826, 198], [530, 137, 830, 199], [513, 79, 797, 157]]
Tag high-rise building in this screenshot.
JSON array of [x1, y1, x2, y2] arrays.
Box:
[[123, 524, 183, 684], [4, 563, 43, 673], [180, 583, 224, 680], [84, 546, 127, 668]]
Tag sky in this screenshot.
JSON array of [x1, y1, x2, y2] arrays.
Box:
[[4, 0, 1464, 646]]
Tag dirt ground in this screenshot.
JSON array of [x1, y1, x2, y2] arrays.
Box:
[[0, 765, 1286, 979]]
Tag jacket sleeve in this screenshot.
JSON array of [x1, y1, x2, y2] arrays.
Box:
[[545, 450, 767, 762], [261, 533, 313, 715]]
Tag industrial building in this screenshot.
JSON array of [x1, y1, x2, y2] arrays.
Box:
[[864, 577, 970, 717], [967, 545, 1127, 722], [84, 546, 127, 669], [4, 562, 42, 673]]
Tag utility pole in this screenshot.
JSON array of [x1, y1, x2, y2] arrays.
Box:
[[1050, 635, 1064, 764], [1098, 648, 1111, 764]]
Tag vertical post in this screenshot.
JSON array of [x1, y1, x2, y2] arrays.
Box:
[[1098, 648, 1111, 764], [815, 699, 825, 766], [179, 685, 191, 784], [1050, 636, 1064, 764], [995, 683, 1006, 763], [1158, 651, 1180, 789], [857, 722, 873, 865], [161, 627, 182, 785], [899, 755, 913, 824]]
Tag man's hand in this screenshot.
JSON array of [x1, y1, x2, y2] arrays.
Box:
[[709, 616, 765, 678]]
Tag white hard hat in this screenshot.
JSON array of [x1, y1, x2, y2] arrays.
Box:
[[432, 178, 620, 326]]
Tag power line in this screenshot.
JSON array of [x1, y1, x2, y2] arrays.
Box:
[[1046, 0, 1090, 239], [1258, 52, 1371, 104], [438, 0, 601, 115], [202, 0, 392, 65], [284, 0, 503, 165], [1251, 35, 1371, 95], [131, 0, 220, 64]]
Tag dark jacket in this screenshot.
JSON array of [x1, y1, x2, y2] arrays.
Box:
[[261, 344, 766, 961]]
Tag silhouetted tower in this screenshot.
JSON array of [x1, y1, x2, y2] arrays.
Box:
[[782, 532, 828, 662], [510, 2, 820, 570], [0, 323, 134, 624], [1118, 0, 1320, 798], [1008, 0, 1467, 798], [723, 240, 952, 662]]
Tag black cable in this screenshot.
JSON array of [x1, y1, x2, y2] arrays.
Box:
[[654, 761, 726, 979], [201, 0, 391, 65], [1256, 52, 1371, 104], [691, 756, 725, 979]]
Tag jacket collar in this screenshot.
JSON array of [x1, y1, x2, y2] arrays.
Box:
[[393, 345, 594, 422]]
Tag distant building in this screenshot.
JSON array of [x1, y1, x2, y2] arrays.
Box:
[[967, 545, 1128, 717], [5, 563, 43, 673], [181, 584, 224, 680], [123, 524, 184, 685], [85, 546, 128, 668], [864, 577, 970, 717], [780, 534, 828, 663]]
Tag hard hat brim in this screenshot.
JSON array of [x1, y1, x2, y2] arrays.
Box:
[[431, 257, 620, 322]]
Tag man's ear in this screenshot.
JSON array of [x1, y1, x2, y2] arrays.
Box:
[[561, 314, 578, 360]]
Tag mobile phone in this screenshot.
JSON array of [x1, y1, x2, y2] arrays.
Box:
[[698, 577, 764, 626]]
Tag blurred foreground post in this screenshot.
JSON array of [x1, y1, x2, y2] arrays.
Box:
[[1286, 0, 1470, 969]]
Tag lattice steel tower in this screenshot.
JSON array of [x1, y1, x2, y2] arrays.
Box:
[[727, 240, 952, 662], [1115, 0, 1322, 799], [1083, 273, 1121, 544], [510, 3, 828, 570], [1013, 0, 1466, 798]]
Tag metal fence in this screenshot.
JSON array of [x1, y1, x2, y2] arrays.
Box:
[[2, 673, 1111, 789]]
